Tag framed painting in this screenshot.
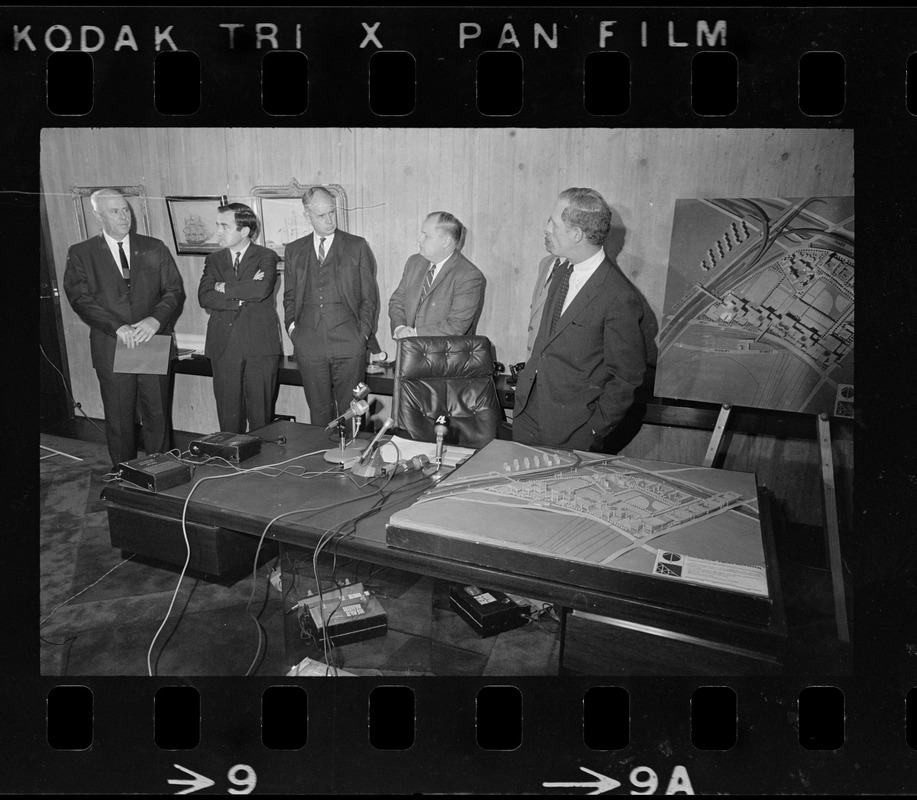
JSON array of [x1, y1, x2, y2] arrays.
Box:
[[165, 196, 224, 255]]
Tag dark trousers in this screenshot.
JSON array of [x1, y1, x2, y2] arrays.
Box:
[[513, 379, 603, 452], [211, 345, 279, 434], [95, 362, 171, 467], [293, 317, 365, 427]]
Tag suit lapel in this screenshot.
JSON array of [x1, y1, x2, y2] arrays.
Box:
[[426, 251, 457, 298], [235, 246, 256, 279], [542, 261, 610, 347], [530, 259, 554, 322], [96, 234, 129, 287], [295, 235, 314, 313], [323, 232, 340, 269]]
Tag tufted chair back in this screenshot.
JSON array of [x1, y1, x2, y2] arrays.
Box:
[[392, 336, 502, 449]]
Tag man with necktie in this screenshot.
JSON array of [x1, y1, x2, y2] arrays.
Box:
[[64, 188, 185, 470], [388, 211, 485, 339], [198, 202, 282, 434], [283, 186, 380, 426], [513, 187, 647, 451]]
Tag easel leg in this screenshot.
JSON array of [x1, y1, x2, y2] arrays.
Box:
[[40, 445, 83, 462], [817, 414, 850, 642], [703, 404, 732, 468]]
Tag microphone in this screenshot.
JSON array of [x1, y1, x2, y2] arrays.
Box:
[[383, 454, 430, 475], [434, 415, 449, 465], [324, 398, 370, 430], [359, 417, 394, 465]]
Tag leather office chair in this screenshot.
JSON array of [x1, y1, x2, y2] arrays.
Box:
[[392, 336, 503, 449]]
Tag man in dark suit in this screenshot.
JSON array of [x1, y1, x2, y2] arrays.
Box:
[[198, 203, 282, 434], [514, 187, 647, 451], [283, 186, 379, 426], [388, 211, 485, 339], [64, 188, 185, 469]]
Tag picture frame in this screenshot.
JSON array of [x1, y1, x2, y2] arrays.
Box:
[[251, 179, 349, 262], [164, 195, 224, 255], [70, 185, 150, 241]]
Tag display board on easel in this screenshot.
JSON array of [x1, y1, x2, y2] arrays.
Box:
[[656, 196, 854, 416], [656, 196, 854, 641]]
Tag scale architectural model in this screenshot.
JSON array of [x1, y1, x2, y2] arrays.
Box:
[[656, 196, 854, 416], [387, 440, 776, 624]]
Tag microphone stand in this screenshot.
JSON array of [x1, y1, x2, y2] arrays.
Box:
[[323, 414, 368, 465]]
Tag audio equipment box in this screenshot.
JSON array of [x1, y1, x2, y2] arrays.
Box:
[[296, 582, 388, 646], [117, 453, 193, 493], [449, 585, 530, 638], [188, 432, 262, 462]]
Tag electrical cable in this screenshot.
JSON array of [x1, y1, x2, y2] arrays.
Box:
[[145, 448, 328, 676], [40, 342, 107, 440], [40, 555, 135, 628]]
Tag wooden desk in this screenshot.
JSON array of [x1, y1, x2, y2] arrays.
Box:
[[101, 420, 787, 675]]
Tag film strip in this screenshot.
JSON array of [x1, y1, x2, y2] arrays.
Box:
[[21, 4, 917, 795]]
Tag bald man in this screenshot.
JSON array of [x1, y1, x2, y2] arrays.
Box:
[[64, 189, 185, 470], [283, 187, 380, 426]]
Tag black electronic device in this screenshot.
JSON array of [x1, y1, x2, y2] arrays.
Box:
[[297, 582, 388, 646], [508, 362, 526, 387], [117, 453, 193, 493], [188, 432, 262, 462], [449, 585, 530, 638]]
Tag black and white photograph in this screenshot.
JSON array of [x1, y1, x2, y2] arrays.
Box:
[[22, 4, 917, 796]]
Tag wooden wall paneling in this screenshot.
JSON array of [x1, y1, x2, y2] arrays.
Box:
[[41, 128, 855, 507], [152, 129, 233, 435]]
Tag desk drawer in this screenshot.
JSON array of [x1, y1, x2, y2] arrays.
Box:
[[107, 504, 270, 577]]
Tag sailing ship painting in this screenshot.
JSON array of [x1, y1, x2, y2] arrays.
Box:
[[182, 214, 210, 245], [165, 197, 223, 255]]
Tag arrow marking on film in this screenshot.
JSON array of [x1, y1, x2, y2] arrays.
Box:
[[168, 764, 216, 795], [543, 766, 622, 795]]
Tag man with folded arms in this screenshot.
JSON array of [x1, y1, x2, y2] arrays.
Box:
[[199, 202, 282, 434]]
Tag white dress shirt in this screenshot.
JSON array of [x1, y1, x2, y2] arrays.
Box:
[[313, 231, 336, 259], [229, 241, 250, 266], [102, 230, 130, 275], [561, 248, 605, 314]]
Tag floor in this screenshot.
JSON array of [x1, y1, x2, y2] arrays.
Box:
[[39, 432, 852, 677], [39, 433, 560, 677]]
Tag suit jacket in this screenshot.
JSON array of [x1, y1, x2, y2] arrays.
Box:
[[283, 229, 379, 342], [388, 250, 485, 337], [198, 243, 282, 360], [525, 254, 557, 357], [514, 255, 647, 445], [64, 233, 185, 369]]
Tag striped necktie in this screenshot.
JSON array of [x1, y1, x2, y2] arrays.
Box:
[[419, 262, 436, 302], [233, 250, 240, 276], [549, 261, 573, 334], [117, 241, 130, 287], [318, 237, 326, 264]]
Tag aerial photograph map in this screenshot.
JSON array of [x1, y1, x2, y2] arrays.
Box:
[[656, 196, 854, 416]]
